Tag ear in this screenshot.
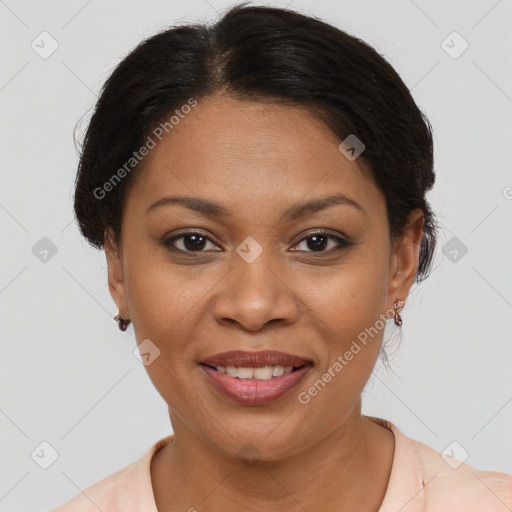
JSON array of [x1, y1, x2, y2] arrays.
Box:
[[104, 228, 129, 317], [387, 208, 425, 311]]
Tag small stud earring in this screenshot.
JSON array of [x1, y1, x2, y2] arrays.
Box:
[[114, 312, 131, 331], [393, 299, 405, 327]]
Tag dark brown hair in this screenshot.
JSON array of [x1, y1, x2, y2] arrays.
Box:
[[74, 2, 438, 283]]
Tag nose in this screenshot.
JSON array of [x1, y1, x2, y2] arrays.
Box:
[[212, 247, 300, 332]]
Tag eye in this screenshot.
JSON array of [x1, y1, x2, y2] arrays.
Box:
[[163, 231, 221, 253], [290, 231, 352, 253], [163, 229, 353, 255]]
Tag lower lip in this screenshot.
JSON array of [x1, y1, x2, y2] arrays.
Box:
[[201, 364, 312, 405]]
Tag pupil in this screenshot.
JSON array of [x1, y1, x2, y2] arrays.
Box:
[[184, 234, 205, 251], [308, 235, 327, 251]]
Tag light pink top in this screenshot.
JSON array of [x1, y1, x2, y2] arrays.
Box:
[[48, 416, 512, 511]]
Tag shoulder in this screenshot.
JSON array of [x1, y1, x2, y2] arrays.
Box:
[[45, 435, 173, 512], [46, 460, 136, 511], [413, 437, 512, 510], [367, 416, 512, 511]]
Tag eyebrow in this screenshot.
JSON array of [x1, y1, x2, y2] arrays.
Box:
[[146, 193, 364, 220]]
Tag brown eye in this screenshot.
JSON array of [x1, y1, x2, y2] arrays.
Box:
[[164, 232, 220, 253], [163, 230, 352, 256], [291, 232, 353, 253]]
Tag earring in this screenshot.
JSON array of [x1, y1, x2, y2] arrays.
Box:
[[393, 299, 405, 327], [114, 312, 131, 331]]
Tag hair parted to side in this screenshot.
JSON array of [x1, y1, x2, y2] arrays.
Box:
[[73, 1, 438, 284]]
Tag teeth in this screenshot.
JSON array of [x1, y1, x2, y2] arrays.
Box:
[[272, 365, 285, 377], [216, 365, 296, 380]]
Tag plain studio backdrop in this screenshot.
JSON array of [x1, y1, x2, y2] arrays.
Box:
[[1, 0, 511, 510]]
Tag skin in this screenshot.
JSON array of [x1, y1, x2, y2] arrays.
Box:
[[105, 93, 424, 511]]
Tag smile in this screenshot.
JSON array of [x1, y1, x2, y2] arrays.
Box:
[[204, 364, 301, 379], [200, 362, 312, 405]]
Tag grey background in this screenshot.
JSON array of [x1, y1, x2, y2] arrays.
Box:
[[1, 0, 511, 510]]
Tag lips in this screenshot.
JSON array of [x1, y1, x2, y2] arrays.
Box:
[[201, 350, 312, 368]]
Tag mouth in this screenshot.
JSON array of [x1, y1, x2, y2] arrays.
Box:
[[199, 350, 313, 405], [200, 362, 310, 380], [200, 349, 312, 370]]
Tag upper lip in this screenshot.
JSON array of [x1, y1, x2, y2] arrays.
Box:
[[201, 350, 312, 368]]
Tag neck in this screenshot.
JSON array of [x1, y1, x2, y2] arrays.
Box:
[[151, 405, 394, 512]]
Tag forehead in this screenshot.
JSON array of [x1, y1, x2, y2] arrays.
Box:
[[126, 94, 382, 217]]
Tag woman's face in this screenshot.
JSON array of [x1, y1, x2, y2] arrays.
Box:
[[106, 93, 423, 459]]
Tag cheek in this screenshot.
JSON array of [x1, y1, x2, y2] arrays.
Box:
[[300, 291, 387, 433], [304, 246, 389, 343], [124, 259, 206, 404], [122, 249, 203, 350], [297, 249, 389, 411]]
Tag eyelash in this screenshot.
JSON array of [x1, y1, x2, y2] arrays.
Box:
[[162, 230, 353, 256]]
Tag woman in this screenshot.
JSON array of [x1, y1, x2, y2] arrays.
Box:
[[50, 3, 512, 511]]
